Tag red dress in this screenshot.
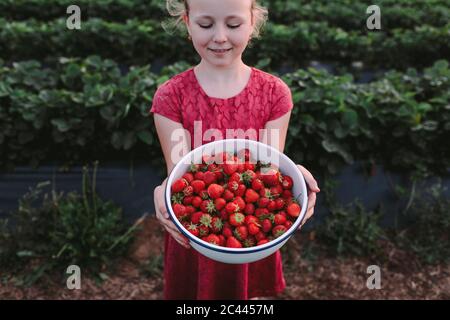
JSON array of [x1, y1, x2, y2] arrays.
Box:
[[150, 66, 293, 300]]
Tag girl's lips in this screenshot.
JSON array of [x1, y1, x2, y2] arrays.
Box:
[[209, 48, 232, 54]]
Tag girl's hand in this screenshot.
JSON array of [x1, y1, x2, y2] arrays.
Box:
[[154, 180, 191, 249], [296, 164, 320, 229]]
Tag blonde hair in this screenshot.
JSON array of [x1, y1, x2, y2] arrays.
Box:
[[162, 0, 268, 39]]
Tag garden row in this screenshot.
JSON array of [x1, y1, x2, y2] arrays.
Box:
[[1, 57, 448, 178], [1, 18, 448, 70], [1, 0, 448, 30]]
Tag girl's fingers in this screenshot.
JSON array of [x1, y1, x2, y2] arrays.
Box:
[[297, 165, 320, 192], [307, 192, 316, 212]]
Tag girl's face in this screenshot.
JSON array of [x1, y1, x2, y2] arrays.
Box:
[[184, 0, 255, 67]]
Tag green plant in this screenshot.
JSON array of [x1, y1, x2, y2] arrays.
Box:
[[316, 179, 386, 258], [396, 180, 450, 265], [0, 162, 137, 285]]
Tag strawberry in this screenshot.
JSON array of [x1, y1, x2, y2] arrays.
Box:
[[171, 178, 188, 193], [223, 161, 238, 176], [255, 231, 267, 242], [199, 213, 212, 227], [198, 224, 210, 237], [229, 212, 245, 227], [261, 167, 281, 186], [191, 196, 202, 208], [183, 185, 194, 197], [255, 208, 269, 220], [233, 197, 246, 211], [200, 200, 216, 213], [203, 171, 217, 185], [182, 172, 194, 184], [223, 189, 235, 201], [226, 236, 242, 248], [191, 180, 206, 194], [185, 205, 195, 215], [251, 178, 264, 191], [227, 180, 239, 192], [270, 185, 283, 198], [244, 203, 255, 215], [287, 202, 301, 218], [243, 236, 256, 248], [222, 223, 234, 238], [237, 162, 246, 173], [173, 203, 188, 220], [207, 183, 224, 199], [191, 211, 203, 224], [284, 220, 294, 229], [272, 225, 288, 238], [182, 196, 193, 206], [248, 223, 260, 235], [256, 197, 270, 208], [234, 184, 247, 197], [245, 215, 259, 225], [214, 198, 226, 211], [220, 208, 229, 221], [267, 200, 278, 212], [281, 175, 293, 189], [211, 217, 223, 234], [282, 190, 293, 199], [275, 198, 285, 210], [274, 213, 287, 225], [244, 189, 259, 203], [229, 172, 242, 183], [218, 234, 226, 246], [261, 218, 272, 233], [205, 234, 220, 245], [194, 171, 205, 181], [186, 223, 199, 237], [257, 239, 269, 246], [234, 226, 248, 241], [225, 202, 240, 214], [244, 162, 256, 171]]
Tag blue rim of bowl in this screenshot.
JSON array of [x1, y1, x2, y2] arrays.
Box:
[[164, 139, 308, 254]]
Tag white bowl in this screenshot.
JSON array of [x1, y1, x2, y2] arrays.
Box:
[[165, 139, 308, 264]]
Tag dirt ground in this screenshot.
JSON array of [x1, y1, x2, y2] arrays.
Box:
[[1, 216, 449, 300]]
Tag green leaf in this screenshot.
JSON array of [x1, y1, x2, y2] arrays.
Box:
[[51, 119, 70, 132]]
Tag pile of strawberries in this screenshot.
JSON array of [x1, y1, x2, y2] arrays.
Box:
[[170, 149, 302, 248]]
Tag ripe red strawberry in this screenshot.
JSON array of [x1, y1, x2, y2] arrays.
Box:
[[214, 198, 226, 211], [255, 208, 269, 219], [257, 239, 269, 246], [185, 205, 195, 215], [233, 197, 246, 211], [199, 213, 212, 227], [282, 190, 293, 199], [173, 203, 188, 220], [218, 234, 226, 246], [234, 225, 248, 241], [234, 184, 247, 197], [272, 225, 287, 238], [203, 171, 217, 185], [245, 215, 259, 225], [207, 183, 224, 199], [284, 220, 293, 229], [274, 213, 287, 225], [244, 189, 259, 203], [275, 198, 285, 210], [261, 219, 272, 233], [229, 212, 245, 227], [191, 196, 202, 208], [227, 180, 239, 192], [198, 224, 210, 237], [243, 236, 256, 248], [183, 185, 194, 197], [261, 167, 281, 186], [191, 211, 203, 224], [171, 178, 188, 193], [255, 231, 267, 242], [226, 236, 242, 248], [267, 200, 278, 212], [248, 223, 260, 235], [225, 202, 240, 214], [199, 190, 209, 200], [220, 208, 229, 221], [256, 197, 270, 208], [281, 175, 293, 189], [185, 223, 199, 237], [223, 189, 235, 201], [237, 162, 246, 173], [205, 234, 220, 245], [244, 162, 256, 171], [244, 203, 255, 215], [287, 202, 301, 218], [194, 171, 205, 181], [191, 180, 206, 194], [251, 178, 264, 191], [182, 172, 194, 184], [223, 161, 238, 175], [229, 172, 242, 183], [222, 223, 234, 238], [182, 196, 193, 206], [211, 217, 223, 234], [200, 200, 216, 213], [270, 185, 283, 198], [189, 163, 201, 173]]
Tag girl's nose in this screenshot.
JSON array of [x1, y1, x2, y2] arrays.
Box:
[[213, 26, 227, 43]]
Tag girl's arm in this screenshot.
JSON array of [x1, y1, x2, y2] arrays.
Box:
[[262, 111, 320, 229], [153, 113, 191, 249]]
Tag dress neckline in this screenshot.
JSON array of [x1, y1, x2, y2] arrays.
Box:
[[191, 66, 255, 101]]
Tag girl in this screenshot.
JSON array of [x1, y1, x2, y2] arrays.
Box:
[[150, 0, 320, 300]]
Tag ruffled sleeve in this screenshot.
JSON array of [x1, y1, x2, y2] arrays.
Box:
[[149, 80, 182, 123], [267, 78, 293, 121]]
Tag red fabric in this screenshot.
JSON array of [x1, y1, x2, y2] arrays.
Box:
[[150, 67, 293, 300]]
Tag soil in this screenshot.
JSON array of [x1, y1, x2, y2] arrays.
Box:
[[1, 216, 449, 300]]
